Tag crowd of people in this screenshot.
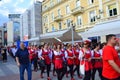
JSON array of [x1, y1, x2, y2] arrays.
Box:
[[4, 34, 120, 80]]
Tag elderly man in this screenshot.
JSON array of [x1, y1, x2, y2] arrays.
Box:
[[15, 42, 32, 80]]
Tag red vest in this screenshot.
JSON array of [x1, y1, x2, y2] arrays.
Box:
[[81, 49, 92, 71], [42, 49, 51, 65], [74, 49, 80, 65], [93, 51, 103, 68], [67, 50, 74, 65]]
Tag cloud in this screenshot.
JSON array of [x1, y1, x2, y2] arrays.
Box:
[[19, 0, 24, 3], [0, 8, 10, 17], [14, 7, 26, 13], [0, 0, 12, 6]]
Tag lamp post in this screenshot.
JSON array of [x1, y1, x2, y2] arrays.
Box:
[[71, 20, 75, 47]]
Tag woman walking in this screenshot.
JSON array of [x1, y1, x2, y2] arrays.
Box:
[[38, 43, 52, 80], [79, 40, 92, 80], [65, 44, 75, 80]]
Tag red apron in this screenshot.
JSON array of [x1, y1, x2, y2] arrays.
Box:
[[54, 54, 63, 69], [42, 49, 51, 65], [67, 50, 74, 65]]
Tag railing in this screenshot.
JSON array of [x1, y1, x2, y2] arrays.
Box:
[[98, 15, 120, 24], [71, 6, 84, 15], [54, 15, 63, 21]]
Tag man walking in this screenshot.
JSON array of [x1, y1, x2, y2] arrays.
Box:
[[102, 34, 120, 80], [15, 42, 32, 80]]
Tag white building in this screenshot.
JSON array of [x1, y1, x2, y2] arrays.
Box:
[[20, 1, 42, 42], [7, 14, 21, 45]]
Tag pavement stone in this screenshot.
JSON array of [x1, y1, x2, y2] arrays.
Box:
[[0, 55, 100, 80]]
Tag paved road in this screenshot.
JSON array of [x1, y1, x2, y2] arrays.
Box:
[[0, 55, 100, 80]]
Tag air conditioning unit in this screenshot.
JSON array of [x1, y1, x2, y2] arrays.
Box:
[[99, 10, 103, 14]]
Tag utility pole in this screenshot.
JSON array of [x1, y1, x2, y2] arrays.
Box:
[[71, 20, 75, 47]]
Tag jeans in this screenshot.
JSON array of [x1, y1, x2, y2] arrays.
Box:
[[19, 63, 32, 80]]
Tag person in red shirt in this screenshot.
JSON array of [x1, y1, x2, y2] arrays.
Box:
[[102, 34, 120, 80]]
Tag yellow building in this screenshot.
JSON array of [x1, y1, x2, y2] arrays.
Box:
[[42, 0, 120, 41]]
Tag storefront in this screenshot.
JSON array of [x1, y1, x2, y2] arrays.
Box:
[[81, 19, 120, 43]]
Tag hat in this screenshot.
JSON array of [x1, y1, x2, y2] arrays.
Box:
[[84, 40, 91, 44]]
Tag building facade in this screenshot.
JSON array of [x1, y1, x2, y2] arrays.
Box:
[[20, 1, 42, 41], [7, 14, 21, 45], [42, 0, 120, 34]]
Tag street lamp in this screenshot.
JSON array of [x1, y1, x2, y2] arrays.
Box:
[[70, 20, 75, 47]]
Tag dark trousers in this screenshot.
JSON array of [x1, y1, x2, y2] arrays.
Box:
[[19, 63, 32, 80], [73, 65, 80, 76], [2, 53, 7, 61], [68, 65, 74, 78], [41, 64, 51, 77], [60, 64, 67, 79], [83, 70, 91, 80], [103, 77, 120, 80], [56, 68, 63, 80], [92, 68, 103, 80], [31, 58, 38, 70], [53, 64, 56, 74]]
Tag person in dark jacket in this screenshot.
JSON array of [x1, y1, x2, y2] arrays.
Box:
[[15, 42, 32, 80]]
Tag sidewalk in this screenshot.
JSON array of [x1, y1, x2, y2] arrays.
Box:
[[0, 55, 100, 80]]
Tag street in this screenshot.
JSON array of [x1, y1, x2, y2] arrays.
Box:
[[0, 55, 100, 80]]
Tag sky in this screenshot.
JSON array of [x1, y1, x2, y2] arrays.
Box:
[[0, 0, 43, 26]]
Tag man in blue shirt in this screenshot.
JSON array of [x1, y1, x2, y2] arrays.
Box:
[[15, 42, 32, 80]]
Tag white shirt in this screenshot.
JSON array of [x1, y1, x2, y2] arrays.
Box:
[[54, 50, 62, 56], [11, 48, 17, 56], [38, 49, 52, 59], [91, 50, 102, 57], [79, 49, 91, 60]]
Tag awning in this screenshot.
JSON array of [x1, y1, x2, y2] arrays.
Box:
[[27, 37, 39, 42], [81, 19, 120, 39], [40, 29, 82, 43]]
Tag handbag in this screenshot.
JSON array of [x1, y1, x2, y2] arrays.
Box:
[[38, 59, 46, 67], [80, 60, 85, 75]]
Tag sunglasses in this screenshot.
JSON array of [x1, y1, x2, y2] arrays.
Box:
[[84, 43, 88, 45]]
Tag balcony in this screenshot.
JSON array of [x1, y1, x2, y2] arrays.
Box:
[[54, 15, 63, 22], [98, 15, 120, 24], [42, 7, 50, 14], [71, 6, 84, 15]]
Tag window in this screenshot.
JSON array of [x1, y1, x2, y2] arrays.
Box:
[[108, 4, 117, 16], [89, 11, 96, 22], [51, 12, 54, 21], [89, 0, 94, 4], [52, 24, 55, 32], [57, 0, 61, 3], [50, 0, 54, 7], [45, 28, 48, 33], [76, 0, 80, 8], [66, 5, 70, 14], [66, 19, 71, 27], [58, 9, 61, 16], [59, 22, 62, 30], [77, 16, 82, 26]]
